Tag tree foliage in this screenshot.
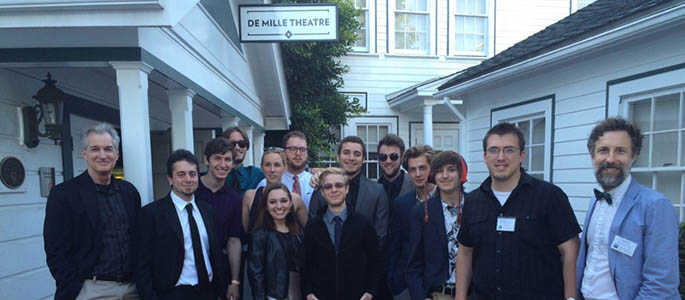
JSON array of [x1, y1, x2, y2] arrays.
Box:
[[276, 0, 366, 165]]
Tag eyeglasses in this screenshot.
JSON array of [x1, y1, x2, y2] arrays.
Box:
[[285, 146, 307, 153], [486, 146, 520, 156], [265, 147, 284, 152], [232, 140, 249, 148], [378, 153, 400, 161], [322, 182, 346, 190]]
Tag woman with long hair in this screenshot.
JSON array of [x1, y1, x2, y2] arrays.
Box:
[[247, 183, 304, 300], [242, 148, 308, 232]]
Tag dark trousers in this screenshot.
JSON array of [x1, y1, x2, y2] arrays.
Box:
[[163, 285, 216, 300]]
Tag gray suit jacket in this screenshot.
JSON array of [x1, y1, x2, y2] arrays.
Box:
[[396, 171, 415, 200], [309, 176, 389, 242]]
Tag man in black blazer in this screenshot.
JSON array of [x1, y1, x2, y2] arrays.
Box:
[[308, 136, 389, 244], [304, 168, 380, 300], [44, 123, 141, 300], [406, 151, 468, 300], [136, 150, 228, 300]]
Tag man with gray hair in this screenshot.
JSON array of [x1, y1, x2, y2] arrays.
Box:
[[44, 122, 142, 300]]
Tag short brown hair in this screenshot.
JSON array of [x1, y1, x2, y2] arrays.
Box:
[[337, 136, 366, 159], [482, 122, 524, 152], [402, 145, 435, 170], [377, 134, 405, 155], [282, 130, 307, 147]]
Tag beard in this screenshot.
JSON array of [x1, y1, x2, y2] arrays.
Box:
[[383, 165, 401, 179], [594, 161, 628, 190]]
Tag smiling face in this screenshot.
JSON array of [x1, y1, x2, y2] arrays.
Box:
[[168, 160, 199, 201], [227, 131, 247, 165], [337, 142, 364, 177], [434, 164, 460, 194], [262, 152, 286, 184], [484, 133, 524, 185], [204, 151, 233, 180], [285, 136, 308, 172], [266, 188, 292, 222], [591, 130, 636, 191], [407, 155, 431, 188], [82, 132, 119, 176], [378, 144, 402, 179], [321, 173, 349, 208]]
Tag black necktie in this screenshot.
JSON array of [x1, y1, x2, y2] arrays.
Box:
[[333, 216, 343, 252], [230, 170, 241, 194], [594, 189, 613, 205], [186, 203, 210, 287]]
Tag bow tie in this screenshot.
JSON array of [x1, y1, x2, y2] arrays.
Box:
[[594, 189, 613, 205]]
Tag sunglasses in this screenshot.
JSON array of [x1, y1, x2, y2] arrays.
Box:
[[322, 182, 346, 190], [232, 140, 249, 148], [378, 153, 400, 161]]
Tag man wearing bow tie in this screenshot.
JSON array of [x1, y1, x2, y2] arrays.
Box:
[[576, 118, 680, 300]]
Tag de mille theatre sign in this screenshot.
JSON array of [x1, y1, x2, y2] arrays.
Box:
[[239, 3, 338, 42]]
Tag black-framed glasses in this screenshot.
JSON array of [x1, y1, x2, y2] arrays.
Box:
[[232, 140, 249, 148], [486, 146, 520, 156], [378, 153, 400, 161], [322, 182, 346, 190], [285, 146, 307, 153]]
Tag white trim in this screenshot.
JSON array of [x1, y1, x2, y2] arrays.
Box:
[[448, 0, 492, 57], [388, 0, 435, 55], [608, 68, 685, 117], [435, 3, 685, 99], [491, 98, 553, 181]]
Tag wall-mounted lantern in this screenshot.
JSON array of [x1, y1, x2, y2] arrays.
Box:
[[22, 73, 66, 148]]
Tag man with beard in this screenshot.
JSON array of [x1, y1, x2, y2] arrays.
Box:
[[389, 145, 436, 300], [308, 136, 389, 245], [224, 126, 264, 196], [282, 131, 315, 207], [455, 122, 580, 300], [576, 118, 680, 300], [196, 138, 242, 299]]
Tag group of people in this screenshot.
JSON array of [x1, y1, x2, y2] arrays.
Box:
[[43, 117, 680, 300]]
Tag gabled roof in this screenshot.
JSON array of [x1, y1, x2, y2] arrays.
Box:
[[438, 0, 681, 91]]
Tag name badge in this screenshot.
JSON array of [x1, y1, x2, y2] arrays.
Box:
[[496, 217, 516, 232], [611, 235, 637, 257]]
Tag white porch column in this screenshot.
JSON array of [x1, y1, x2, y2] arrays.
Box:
[[110, 61, 154, 204], [423, 101, 435, 146], [221, 115, 240, 133], [241, 125, 254, 166], [167, 89, 196, 153], [253, 130, 265, 167]]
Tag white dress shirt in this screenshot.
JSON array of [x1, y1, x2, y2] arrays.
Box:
[[581, 175, 631, 300], [170, 192, 213, 286], [281, 170, 314, 207]]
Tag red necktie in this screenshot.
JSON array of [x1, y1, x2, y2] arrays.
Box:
[[292, 174, 302, 196]]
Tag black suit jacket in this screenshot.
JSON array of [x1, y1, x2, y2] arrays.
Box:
[[303, 212, 381, 300], [388, 189, 419, 294], [43, 171, 142, 300], [135, 194, 228, 300], [405, 195, 450, 300], [308, 176, 389, 243]]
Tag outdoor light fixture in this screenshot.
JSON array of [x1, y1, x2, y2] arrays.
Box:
[[22, 73, 66, 148]]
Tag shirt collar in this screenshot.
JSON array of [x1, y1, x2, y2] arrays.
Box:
[[324, 207, 348, 224], [285, 170, 308, 180], [603, 174, 632, 206], [197, 174, 229, 194], [170, 191, 198, 213], [480, 167, 533, 194]]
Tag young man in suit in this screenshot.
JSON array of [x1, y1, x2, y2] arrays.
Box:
[[136, 150, 228, 300], [44, 122, 141, 300], [577, 118, 680, 299], [308, 136, 389, 244], [389, 145, 436, 300], [406, 151, 467, 300], [303, 168, 380, 300]]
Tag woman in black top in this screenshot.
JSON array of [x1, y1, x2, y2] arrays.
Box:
[[247, 183, 304, 300], [242, 148, 308, 232]]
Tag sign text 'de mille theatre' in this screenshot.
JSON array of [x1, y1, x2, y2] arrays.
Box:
[[239, 4, 338, 42]]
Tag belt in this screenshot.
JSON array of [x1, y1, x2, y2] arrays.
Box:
[[430, 284, 456, 297], [86, 274, 132, 283]]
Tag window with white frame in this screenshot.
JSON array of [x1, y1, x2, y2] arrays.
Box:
[[392, 0, 430, 54], [353, 0, 370, 51], [453, 0, 488, 56], [623, 88, 685, 220], [356, 124, 389, 179], [491, 98, 553, 181]]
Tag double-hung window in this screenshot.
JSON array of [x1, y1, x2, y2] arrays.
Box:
[[393, 0, 430, 54], [353, 0, 370, 52], [452, 0, 488, 56]]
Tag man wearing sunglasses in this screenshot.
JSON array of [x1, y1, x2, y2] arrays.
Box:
[[224, 126, 264, 197]]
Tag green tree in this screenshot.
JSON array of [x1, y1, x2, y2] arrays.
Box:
[[276, 0, 366, 165]]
